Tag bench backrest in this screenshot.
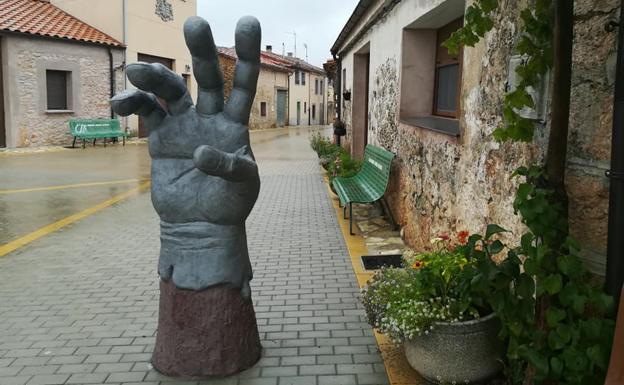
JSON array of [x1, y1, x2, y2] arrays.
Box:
[[351, 145, 395, 200], [69, 119, 120, 135]]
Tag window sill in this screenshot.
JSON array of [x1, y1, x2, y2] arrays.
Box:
[[400, 115, 460, 136], [45, 110, 75, 114]]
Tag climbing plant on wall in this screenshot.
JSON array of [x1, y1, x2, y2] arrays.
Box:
[[444, 1, 616, 384]]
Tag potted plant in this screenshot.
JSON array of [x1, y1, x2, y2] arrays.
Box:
[[361, 232, 503, 384]]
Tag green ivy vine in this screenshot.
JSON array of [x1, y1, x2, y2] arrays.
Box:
[[442, 1, 616, 384]]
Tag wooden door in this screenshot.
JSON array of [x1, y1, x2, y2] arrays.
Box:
[[276, 90, 287, 126], [136, 53, 174, 138], [296, 101, 301, 125]]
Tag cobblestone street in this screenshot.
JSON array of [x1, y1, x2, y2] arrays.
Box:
[[0, 126, 389, 385]]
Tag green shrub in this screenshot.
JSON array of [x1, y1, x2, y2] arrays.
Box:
[[309, 132, 361, 180]]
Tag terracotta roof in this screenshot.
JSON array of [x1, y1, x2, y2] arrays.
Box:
[[218, 47, 292, 73], [262, 50, 325, 75], [0, 0, 123, 47]]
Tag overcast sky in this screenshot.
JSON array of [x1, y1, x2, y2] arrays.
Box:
[[197, 0, 359, 67]]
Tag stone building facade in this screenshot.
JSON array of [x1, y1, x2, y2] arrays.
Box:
[[218, 48, 291, 130], [0, 0, 125, 148], [332, 0, 618, 275], [50, 0, 198, 137]]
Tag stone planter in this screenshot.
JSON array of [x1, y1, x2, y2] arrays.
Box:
[[404, 313, 503, 384]]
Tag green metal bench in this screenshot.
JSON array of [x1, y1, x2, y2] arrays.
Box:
[[69, 119, 129, 148], [332, 145, 395, 235]]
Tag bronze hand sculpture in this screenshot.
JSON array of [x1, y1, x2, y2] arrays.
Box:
[[111, 15, 262, 378]]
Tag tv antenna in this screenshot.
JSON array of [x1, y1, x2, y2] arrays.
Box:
[[285, 30, 297, 57]]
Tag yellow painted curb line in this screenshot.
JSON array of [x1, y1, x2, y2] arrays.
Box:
[[0, 181, 151, 258], [0, 179, 146, 195], [324, 174, 425, 385]]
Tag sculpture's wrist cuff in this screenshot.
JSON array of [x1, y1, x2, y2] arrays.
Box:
[[158, 221, 253, 295]]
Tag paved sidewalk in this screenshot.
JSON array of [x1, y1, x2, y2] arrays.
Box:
[[0, 127, 389, 385]]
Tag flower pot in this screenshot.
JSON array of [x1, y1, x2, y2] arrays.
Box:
[[404, 313, 503, 384]]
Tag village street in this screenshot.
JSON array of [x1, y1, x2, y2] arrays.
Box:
[[0, 125, 390, 385]]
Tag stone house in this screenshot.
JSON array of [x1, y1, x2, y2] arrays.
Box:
[[0, 0, 125, 148], [262, 49, 330, 126], [218, 47, 291, 130], [49, 0, 198, 137], [331, 0, 618, 276]]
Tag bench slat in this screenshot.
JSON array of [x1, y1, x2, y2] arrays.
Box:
[[333, 145, 395, 205]]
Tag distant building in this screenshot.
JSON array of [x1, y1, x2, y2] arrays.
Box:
[[218, 47, 291, 130], [0, 0, 125, 147], [50, 0, 198, 138], [264, 49, 328, 126]]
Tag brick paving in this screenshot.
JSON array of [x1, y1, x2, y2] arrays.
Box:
[[0, 128, 389, 385]]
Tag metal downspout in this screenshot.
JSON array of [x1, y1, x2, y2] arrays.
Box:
[[606, 0, 624, 305], [108, 47, 115, 118]]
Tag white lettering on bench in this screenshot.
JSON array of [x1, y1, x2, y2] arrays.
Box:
[[75, 123, 112, 134], [368, 158, 383, 171]]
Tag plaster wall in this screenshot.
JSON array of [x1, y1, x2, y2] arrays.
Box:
[[51, 0, 198, 135], [0, 35, 124, 147], [287, 71, 327, 126], [336, 0, 617, 275]]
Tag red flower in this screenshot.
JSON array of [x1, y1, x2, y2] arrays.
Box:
[[458, 230, 470, 245]]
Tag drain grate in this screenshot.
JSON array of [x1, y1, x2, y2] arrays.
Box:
[[361, 254, 403, 270]]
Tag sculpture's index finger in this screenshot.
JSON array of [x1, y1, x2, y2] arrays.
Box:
[[184, 16, 224, 115], [224, 16, 261, 125]]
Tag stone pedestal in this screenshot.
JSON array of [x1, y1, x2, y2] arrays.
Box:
[[152, 280, 262, 378]]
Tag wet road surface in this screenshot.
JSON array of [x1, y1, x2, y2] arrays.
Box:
[[0, 125, 330, 245]]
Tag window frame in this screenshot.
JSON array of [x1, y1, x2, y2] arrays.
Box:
[[432, 18, 463, 119], [301, 72, 306, 86], [295, 70, 300, 85], [46, 69, 70, 111], [260, 101, 267, 117]]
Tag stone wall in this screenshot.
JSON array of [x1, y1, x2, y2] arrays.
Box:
[[2, 35, 124, 147], [339, 0, 618, 275], [218, 55, 289, 130]]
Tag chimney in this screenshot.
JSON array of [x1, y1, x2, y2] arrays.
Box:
[[266, 45, 272, 52], [287, 52, 293, 57]]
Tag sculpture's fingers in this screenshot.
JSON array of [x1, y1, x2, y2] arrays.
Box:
[[184, 16, 224, 116], [111, 89, 166, 128], [224, 16, 261, 125], [126, 63, 193, 115]]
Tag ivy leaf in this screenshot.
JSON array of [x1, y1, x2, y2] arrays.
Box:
[[479, 0, 498, 13], [488, 240, 505, 254], [587, 344, 609, 371], [523, 256, 539, 275], [546, 307, 567, 328], [518, 345, 550, 376], [562, 347, 588, 372], [538, 274, 563, 295], [486, 224, 508, 239], [550, 356, 564, 379], [516, 273, 535, 299]]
